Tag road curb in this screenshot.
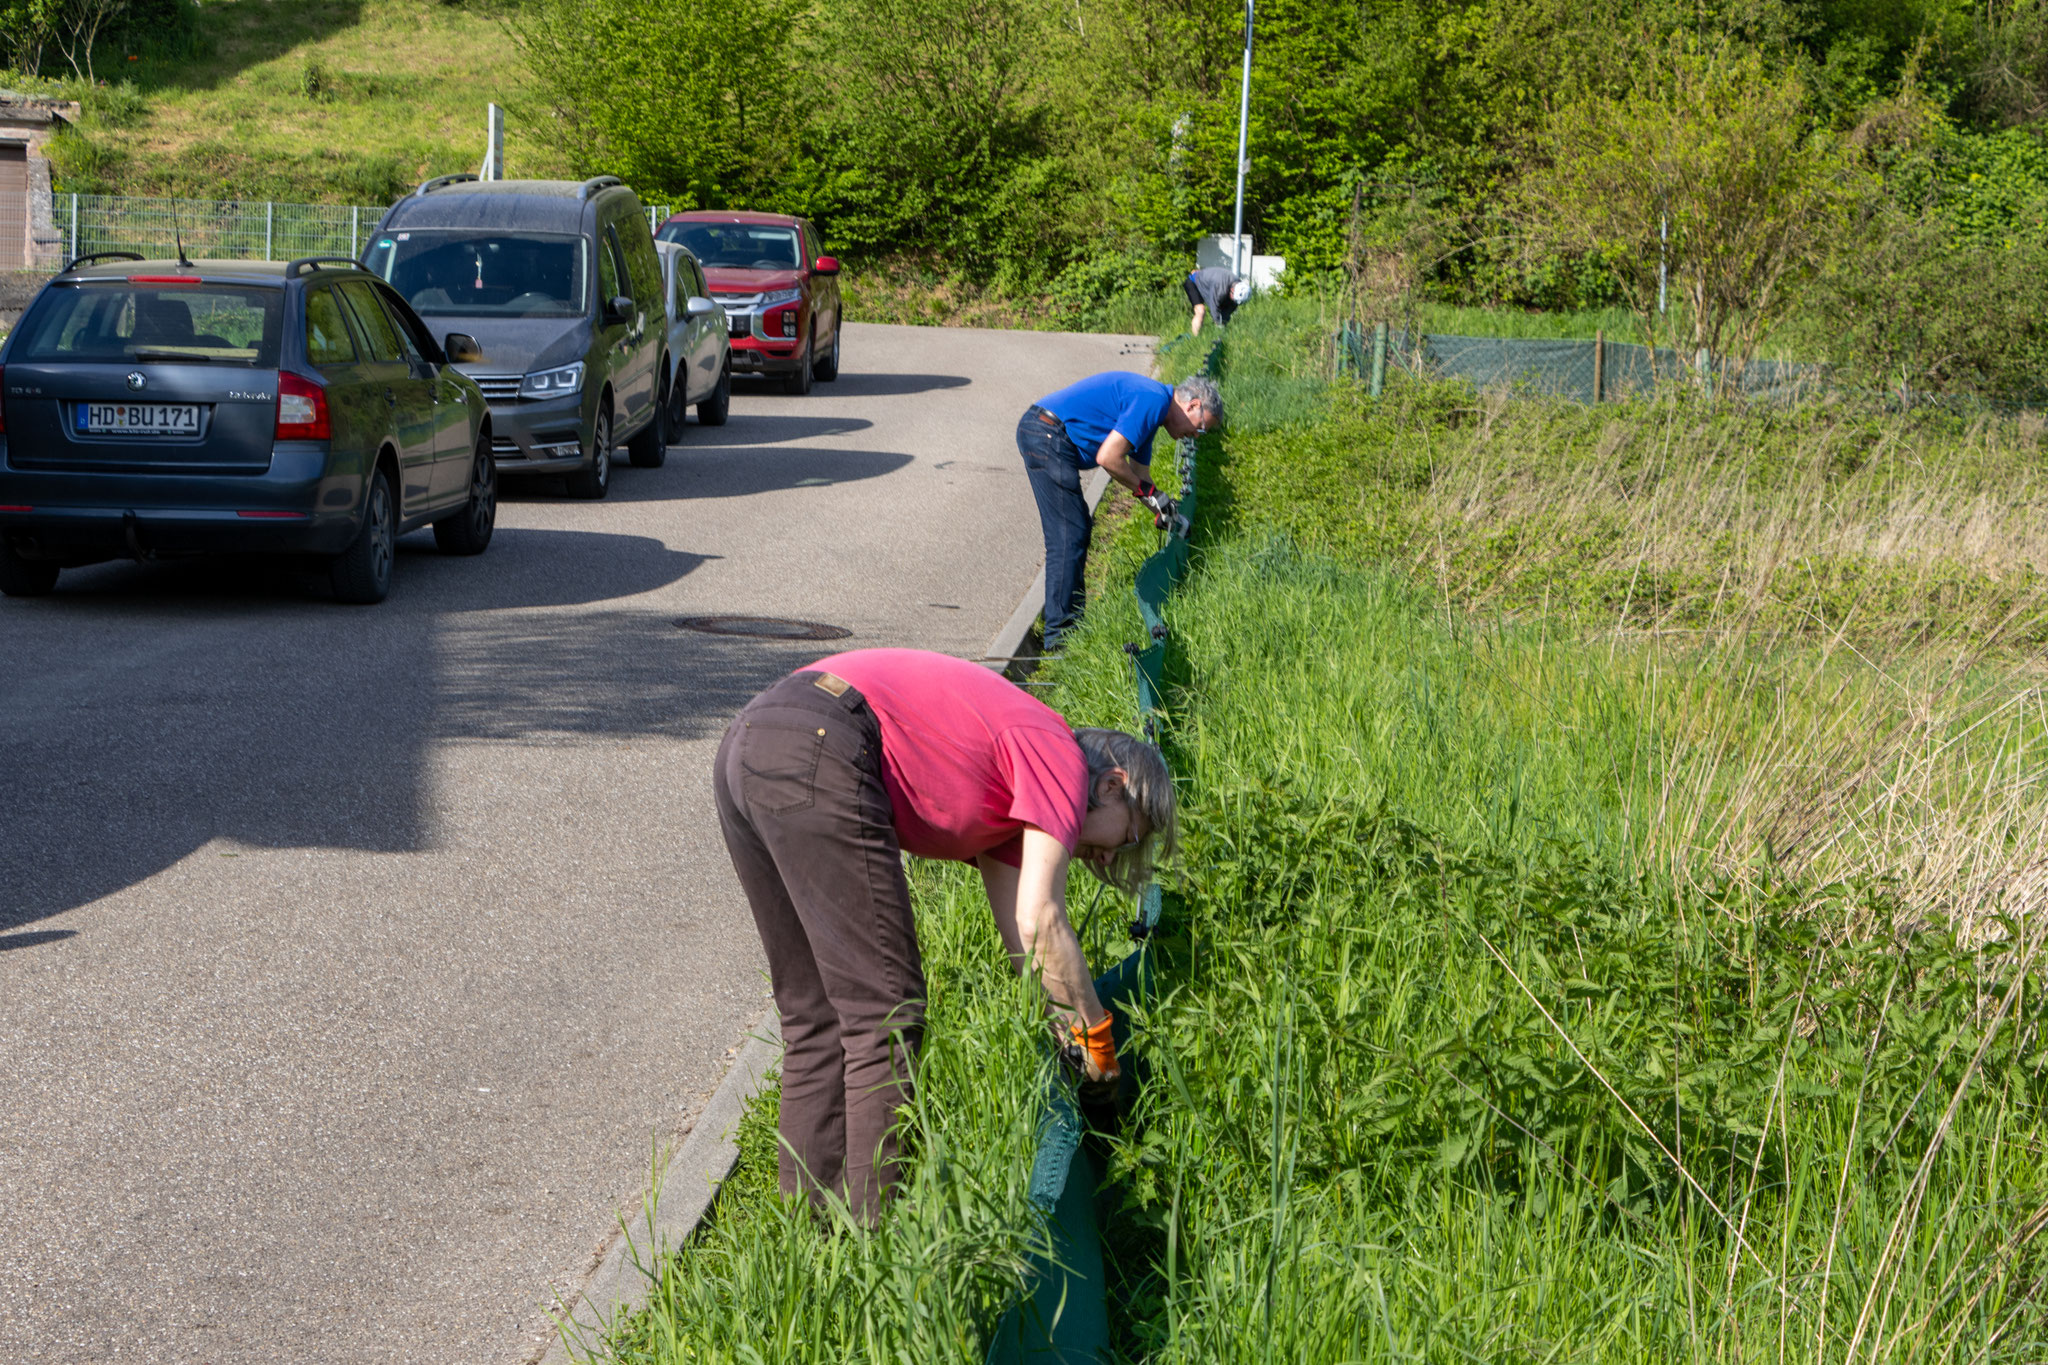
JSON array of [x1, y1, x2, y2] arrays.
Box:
[[536, 1015, 783, 1365], [982, 467, 1111, 675]]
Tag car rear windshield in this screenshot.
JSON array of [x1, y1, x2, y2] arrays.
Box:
[[363, 231, 589, 318], [659, 223, 800, 271], [10, 282, 283, 367]]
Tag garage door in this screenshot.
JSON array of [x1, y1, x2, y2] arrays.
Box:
[[0, 142, 29, 270]]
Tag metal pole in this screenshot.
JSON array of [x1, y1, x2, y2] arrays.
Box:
[[1229, 0, 1255, 279], [1593, 328, 1605, 403], [68, 192, 77, 261], [351, 205, 359, 257], [484, 103, 504, 181], [1370, 322, 1387, 399], [264, 201, 273, 261], [1658, 212, 1667, 316]]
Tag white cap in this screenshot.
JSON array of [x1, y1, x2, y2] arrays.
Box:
[[1229, 280, 1251, 303]]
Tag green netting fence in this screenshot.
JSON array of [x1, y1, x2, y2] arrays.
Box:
[[985, 342, 1213, 1365], [1337, 322, 1827, 404]]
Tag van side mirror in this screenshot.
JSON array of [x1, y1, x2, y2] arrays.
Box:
[[685, 295, 718, 319], [443, 332, 482, 364], [606, 295, 634, 324], [813, 255, 840, 276]]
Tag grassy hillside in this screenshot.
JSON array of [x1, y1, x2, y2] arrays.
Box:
[[47, 0, 571, 204]]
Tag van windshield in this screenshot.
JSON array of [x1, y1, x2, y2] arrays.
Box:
[[659, 223, 800, 271], [363, 231, 588, 318]]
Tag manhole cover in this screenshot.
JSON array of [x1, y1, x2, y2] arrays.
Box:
[[673, 615, 852, 641]]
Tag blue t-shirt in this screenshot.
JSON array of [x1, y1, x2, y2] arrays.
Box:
[[1034, 371, 1173, 470]]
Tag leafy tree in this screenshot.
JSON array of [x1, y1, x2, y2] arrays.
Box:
[[513, 0, 802, 204], [1518, 42, 1865, 366]]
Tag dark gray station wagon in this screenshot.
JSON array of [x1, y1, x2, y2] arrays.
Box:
[[0, 255, 495, 603]]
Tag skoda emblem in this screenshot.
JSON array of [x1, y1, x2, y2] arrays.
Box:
[[125, 372, 146, 392]]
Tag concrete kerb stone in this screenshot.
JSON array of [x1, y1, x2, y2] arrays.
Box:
[[982, 467, 1111, 677], [535, 1015, 783, 1365]]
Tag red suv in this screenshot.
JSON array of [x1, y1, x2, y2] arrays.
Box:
[[656, 212, 841, 395]]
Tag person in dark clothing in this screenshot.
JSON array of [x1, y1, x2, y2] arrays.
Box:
[[1184, 266, 1250, 334], [713, 648, 1178, 1222], [1015, 370, 1222, 650]]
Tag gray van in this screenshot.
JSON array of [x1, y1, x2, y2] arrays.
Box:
[[363, 175, 667, 499]]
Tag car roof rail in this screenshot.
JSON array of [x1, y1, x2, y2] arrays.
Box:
[[413, 172, 479, 198], [285, 256, 363, 278], [61, 250, 144, 272], [576, 175, 624, 202]]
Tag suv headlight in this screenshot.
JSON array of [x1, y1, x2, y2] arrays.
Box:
[[755, 289, 802, 309], [519, 362, 585, 399]]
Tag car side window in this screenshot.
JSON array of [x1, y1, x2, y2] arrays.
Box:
[[372, 285, 428, 363], [337, 280, 404, 363], [598, 226, 625, 306], [688, 259, 708, 300], [304, 288, 356, 367]]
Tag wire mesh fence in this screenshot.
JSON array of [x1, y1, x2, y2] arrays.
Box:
[[1337, 323, 1828, 405], [38, 194, 679, 270]]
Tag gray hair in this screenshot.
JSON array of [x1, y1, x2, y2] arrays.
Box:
[[1073, 727, 1179, 894], [1175, 374, 1223, 427]]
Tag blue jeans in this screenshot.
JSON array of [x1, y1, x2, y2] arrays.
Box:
[[1016, 405, 1090, 650]]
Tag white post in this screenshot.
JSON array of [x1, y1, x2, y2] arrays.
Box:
[[264, 201, 273, 260], [483, 103, 504, 181], [1658, 212, 1667, 316], [68, 192, 77, 262], [1229, 0, 1255, 279], [351, 205, 359, 257]]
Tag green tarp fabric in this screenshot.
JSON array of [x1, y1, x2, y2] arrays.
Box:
[[985, 358, 1209, 1365]]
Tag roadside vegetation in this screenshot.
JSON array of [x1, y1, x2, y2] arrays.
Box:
[[578, 297, 2048, 1362]]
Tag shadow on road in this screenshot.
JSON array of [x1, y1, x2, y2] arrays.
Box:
[[0, 526, 812, 934], [606, 447, 913, 503], [732, 373, 970, 399], [1, 930, 77, 951], [670, 414, 875, 447]]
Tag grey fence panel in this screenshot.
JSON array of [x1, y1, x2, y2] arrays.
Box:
[[1359, 328, 1830, 405], [46, 195, 391, 268]]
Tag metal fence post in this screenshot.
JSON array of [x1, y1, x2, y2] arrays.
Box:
[[68, 192, 77, 262], [1369, 322, 1387, 399], [1593, 328, 1605, 403], [264, 201, 273, 260], [351, 206, 359, 257]]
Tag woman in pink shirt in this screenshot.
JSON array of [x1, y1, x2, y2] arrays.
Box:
[[712, 647, 1176, 1221]]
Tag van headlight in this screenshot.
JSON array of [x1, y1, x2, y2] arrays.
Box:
[[519, 362, 585, 399]]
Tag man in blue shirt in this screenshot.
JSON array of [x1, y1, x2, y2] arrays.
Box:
[[1015, 370, 1222, 650]]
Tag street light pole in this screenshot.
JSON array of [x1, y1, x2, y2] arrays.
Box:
[[1230, 0, 1255, 278]]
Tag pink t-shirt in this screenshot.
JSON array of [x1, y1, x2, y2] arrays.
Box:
[[806, 648, 1089, 866]]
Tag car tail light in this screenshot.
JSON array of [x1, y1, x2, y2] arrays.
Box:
[[0, 505, 29, 512], [276, 371, 330, 440], [129, 275, 201, 286], [762, 303, 798, 339]]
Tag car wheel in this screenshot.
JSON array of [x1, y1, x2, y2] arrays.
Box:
[[566, 401, 613, 500], [814, 322, 840, 382], [433, 435, 496, 555], [330, 469, 396, 604], [628, 378, 668, 469], [664, 368, 688, 443], [783, 337, 813, 396], [0, 540, 59, 597], [699, 360, 731, 427]]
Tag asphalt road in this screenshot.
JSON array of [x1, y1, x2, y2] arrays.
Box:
[[0, 321, 1157, 1364]]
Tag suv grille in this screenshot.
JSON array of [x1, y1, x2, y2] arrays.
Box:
[[471, 373, 522, 403]]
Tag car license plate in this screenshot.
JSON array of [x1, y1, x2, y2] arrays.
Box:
[[77, 403, 200, 436]]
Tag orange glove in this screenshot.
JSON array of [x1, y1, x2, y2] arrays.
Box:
[[1067, 1014, 1120, 1084]]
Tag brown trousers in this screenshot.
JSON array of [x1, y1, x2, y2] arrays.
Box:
[[712, 671, 924, 1220]]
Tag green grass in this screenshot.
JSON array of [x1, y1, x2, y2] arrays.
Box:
[[40, 0, 570, 203], [592, 300, 2048, 1365]]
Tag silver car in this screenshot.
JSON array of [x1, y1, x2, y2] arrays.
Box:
[[655, 240, 731, 434]]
